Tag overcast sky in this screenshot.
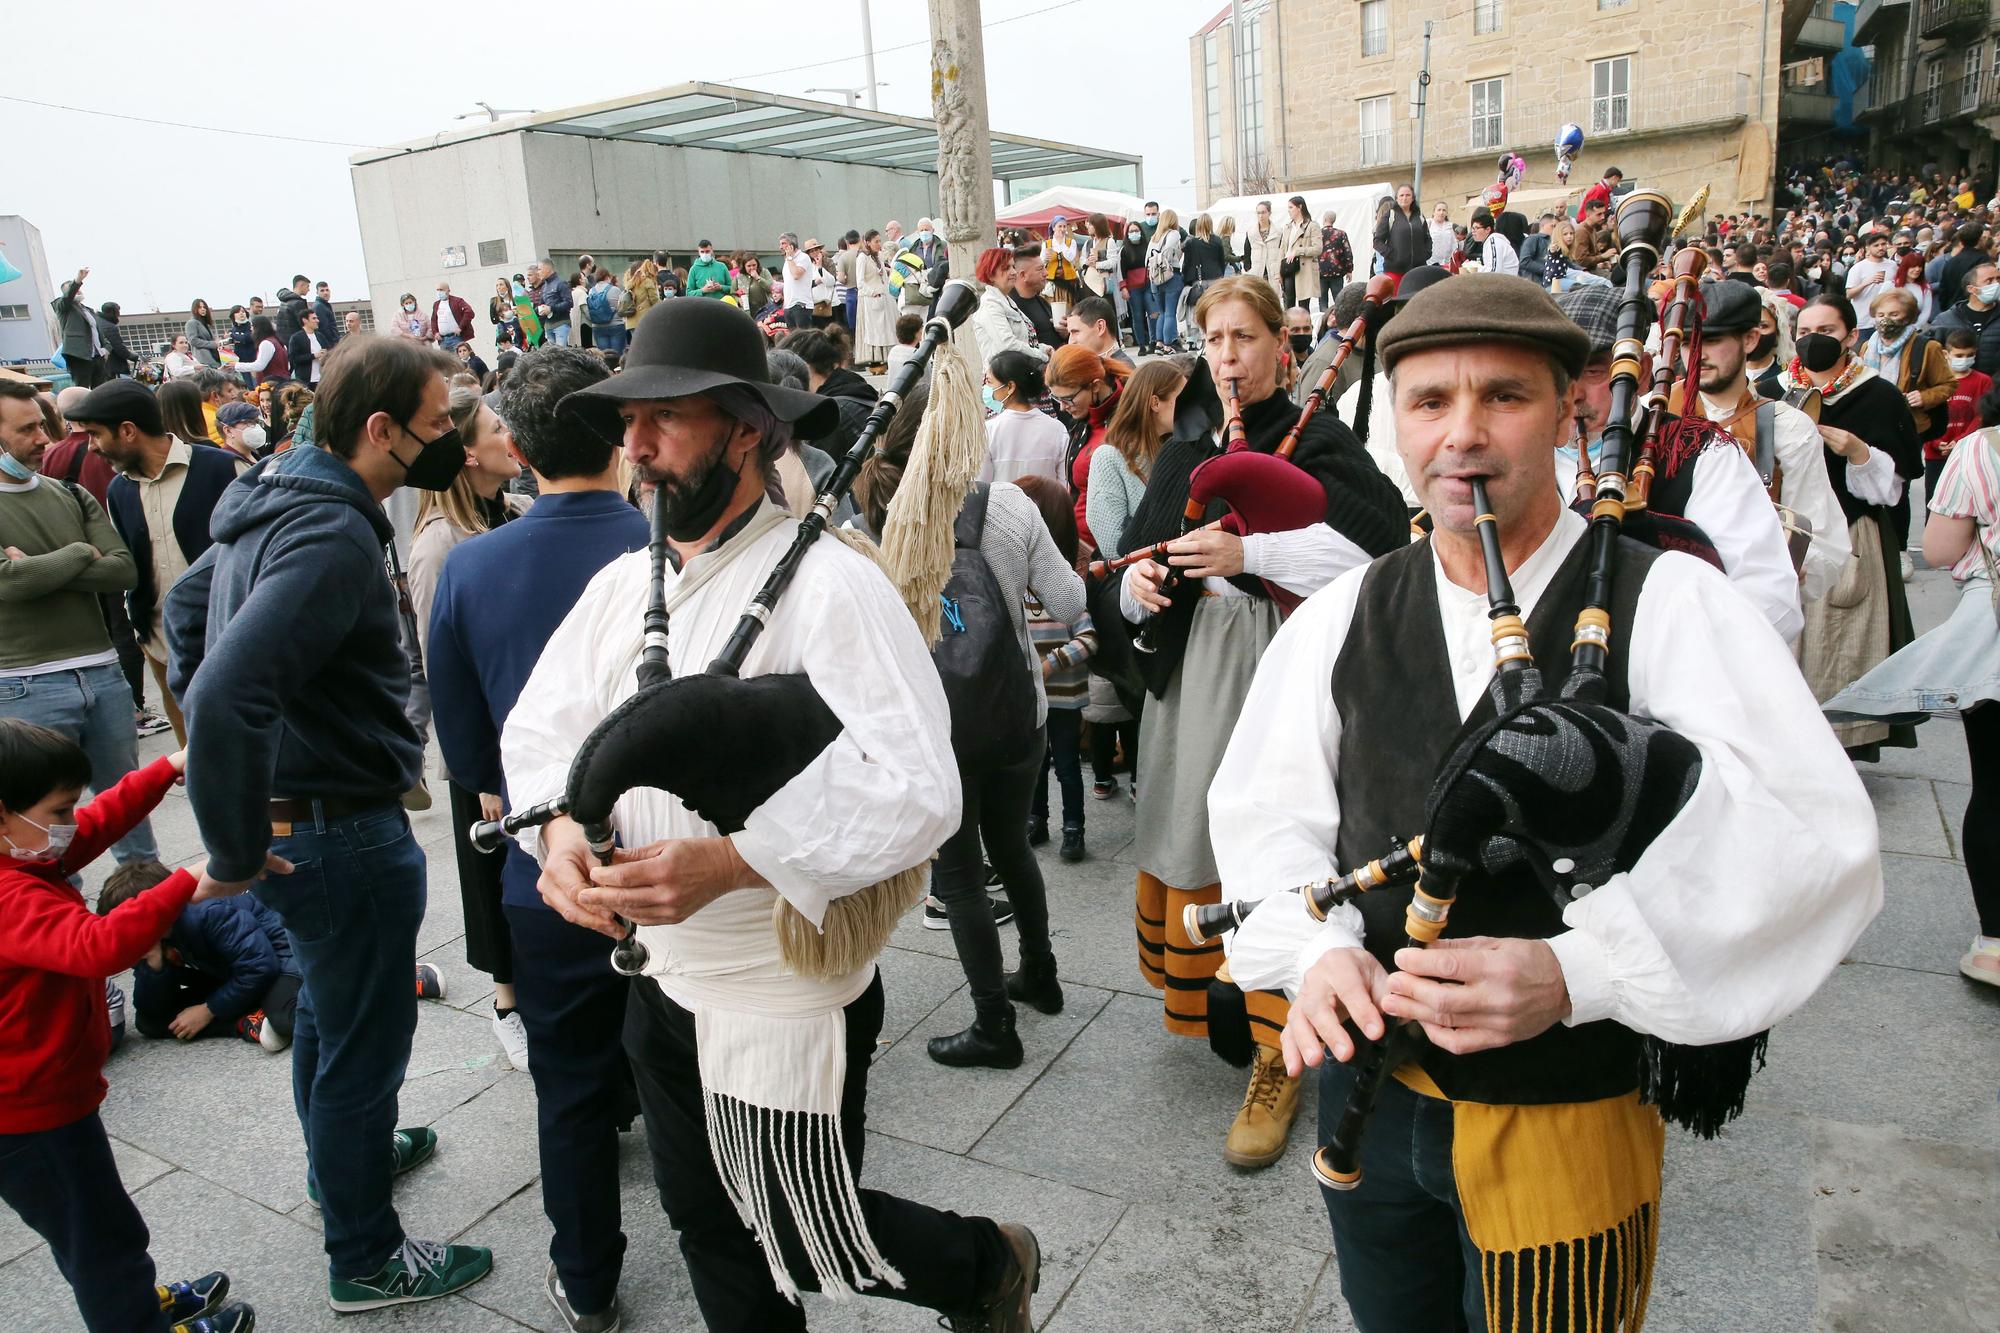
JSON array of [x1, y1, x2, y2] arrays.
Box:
[[6, 0, 1227, 315]]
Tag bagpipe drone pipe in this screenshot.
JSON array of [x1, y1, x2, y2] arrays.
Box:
[[469, 280, 982, 978]]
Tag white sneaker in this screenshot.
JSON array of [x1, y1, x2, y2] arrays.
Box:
[[492, 1010, 530, 1072], [1900, 550, 1916, 582]]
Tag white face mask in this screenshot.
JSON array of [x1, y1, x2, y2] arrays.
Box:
[[1982, 283, 2000, 304], [241, 425, 268, 451], [3, 813, 75, 863], [1951, 355, 1977, 373]]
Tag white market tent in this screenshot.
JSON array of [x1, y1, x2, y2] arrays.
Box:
[[1199, 184, 1395, 247], [996, 185, 1149, 232]]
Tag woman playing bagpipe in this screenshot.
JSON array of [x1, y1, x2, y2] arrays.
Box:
[[497, 295, 1042, 1331], [1114, 274, 1407, 1167], [1208, 272, 1882, 1331]]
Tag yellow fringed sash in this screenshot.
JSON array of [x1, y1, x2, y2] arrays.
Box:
[[1394, 1065, 1665, 1332]]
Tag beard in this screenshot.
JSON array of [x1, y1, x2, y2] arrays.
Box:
[[642, 430, 734, 529]]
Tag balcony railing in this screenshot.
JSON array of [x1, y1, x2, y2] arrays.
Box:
[[1872, 68, 2000, 134], [1320, 73, 1751, 179], [1781, 87, 1839, 122], [1918, 0, 1988, 39]]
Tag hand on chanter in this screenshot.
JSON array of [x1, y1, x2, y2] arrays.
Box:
[[536, 814, 624, 939], [1125, 557, 1173, 613], [580, 835, 765, 927], [1380, 937, 1572, 1055], [1166, 526, 1244, 580], [1281, 947, 1391, 1076]]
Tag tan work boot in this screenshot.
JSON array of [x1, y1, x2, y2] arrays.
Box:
[[1223, 1044, 1300, 1168]]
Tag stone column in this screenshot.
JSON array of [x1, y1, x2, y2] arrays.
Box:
[[928, 0, 996, 263]]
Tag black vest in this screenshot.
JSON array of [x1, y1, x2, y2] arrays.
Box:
[[1330, 527, 1660, 1105]]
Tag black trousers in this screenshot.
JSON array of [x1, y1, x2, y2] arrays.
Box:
[[506, 903, 634, 1316], [934, 729, 1054, 1016], [625, 973, 1009, 1331], [133, 967, 299, 1041], [447, 781, 512, 983], [1965, 704, 2000, 935], [65, 356, 106, 389], [0, 1113, 169, 1332]]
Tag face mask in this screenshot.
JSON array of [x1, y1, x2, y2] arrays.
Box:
[[982, 386, 1005, 413], [1796, 331, 1844, 372], [0, 451, 33, 482], [654, 432, 741, 542], [1808, 266, 1823, 280], [1128, 231, 1142, 242], [1981, 283, 2000, 304], [918, 229, 934, 243], [1875, 318, 1906, 337], [1290, 333, 1314, 357], [700, 252, 713, 262], [389, 423, 467, 492], [1747, 332, 1775, 361], [403, 301, 417, 312], [436, 292, 448, 302], [2, 813, 75, 863], [241, 425, 268, 453], [1951, 355, 1976, 373]]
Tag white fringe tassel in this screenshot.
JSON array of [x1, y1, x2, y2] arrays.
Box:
[[877, 323, 988, 645], [702, 1092, 906, 1303]]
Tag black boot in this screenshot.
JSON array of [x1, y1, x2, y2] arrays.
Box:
[[1005, 953, 1064, 1015], [1028, 818, 1050, 847], [927, 1004, 1023, 1069], [1059, 825, 1085, 863]]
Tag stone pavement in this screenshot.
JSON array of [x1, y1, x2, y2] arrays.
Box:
[[2, 569, 1995, 1332]]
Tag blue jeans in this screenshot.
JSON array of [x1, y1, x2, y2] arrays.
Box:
[[0, 1113, 168, 1332], [1152, 274, 1185, 347], [547, 322, 573, 346], [0, 662, 156, 862], [591, 323, 629, 356], [1032, 706, 1084, 830], [438, 333, 463, 352], [258, 800, 426, 1279], [1126, 282, 1154, 345]]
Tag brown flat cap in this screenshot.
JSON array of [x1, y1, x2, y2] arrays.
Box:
[[1377, 272, 1591, 378]]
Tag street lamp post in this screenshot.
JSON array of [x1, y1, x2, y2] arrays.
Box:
[[1412, 22, 1433, 204]]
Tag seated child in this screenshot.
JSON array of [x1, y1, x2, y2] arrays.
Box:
[[98, 861, 301, 1053], [0, 718, 267, 1333]]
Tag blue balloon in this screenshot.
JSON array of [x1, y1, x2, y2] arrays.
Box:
[[1556, 123, 1585, 155]]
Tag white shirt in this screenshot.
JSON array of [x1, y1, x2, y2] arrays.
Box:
[[781, 251, 817, 308], [1554, 439, 1803, 642], [1336, 371, 1417, 506], [434, 297, 460, 336], [1844, 257, 1896, 324], [305, 333, 325, 384], [979, 408, 1070, 489], [1692, 390, 1854, 603], [1478, 231, 1519, 276], [502, 509, 961, 1010], [1214, 509, 1882, 1046]]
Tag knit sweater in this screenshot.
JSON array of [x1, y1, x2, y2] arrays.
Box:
[[0, 475, 137, 672], [1085, 442, 1150, 557], [0, 757, 195, 1132], [977, 482, 1088, 726]]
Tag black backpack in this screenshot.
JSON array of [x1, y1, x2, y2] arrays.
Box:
[[934, 486, 1036, 770]]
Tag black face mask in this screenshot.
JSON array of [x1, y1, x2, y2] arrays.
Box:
[[1747, 331, 1775, 362], [1796, 331, 1845, 372], [389, 422, 466, 491], [653, 431, 742, 542], [1290, 333, 1314, 358]]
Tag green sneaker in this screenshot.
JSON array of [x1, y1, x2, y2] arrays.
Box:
[[306, 1127, 438, 1208], [327, 1238, 493, 1312]]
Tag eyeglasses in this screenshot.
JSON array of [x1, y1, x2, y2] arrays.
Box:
[[1049, 386, 1084, 406]]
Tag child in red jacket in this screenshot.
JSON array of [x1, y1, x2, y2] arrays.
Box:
[[0, 719, 270, 1333]]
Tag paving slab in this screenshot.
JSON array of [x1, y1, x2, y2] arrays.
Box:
[[1752, 961, 2000, 1150], [420, 933, 501, 1018], [974, 992, 1331, 1256], [0, 1134, 176, 1267], [1847, 853, 1980, 977], [1858, 772, 1951, 860], [867, 981, 1112, 1153], [387, 1070, 545, 1245], [1810, 1118, 2000, 1333], [876, 943, 976, 1051], [1040, 1203, 1326, 1333]]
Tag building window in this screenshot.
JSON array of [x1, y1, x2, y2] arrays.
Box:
[[1591, 55, 1632, 133], [1598, 0, 1631, 8], [1471, 78, 1505, 150], [1474, 0, 1501, 34], [1924, 58, 1943, 123], [1205, 33, 1223, 186], [1240, 13, 1265, 162], [1361, 0, 1388, 57], [1359, 95, 1392, 167], [0, 305, 27, 320], [1963, 44, 1984, 113]]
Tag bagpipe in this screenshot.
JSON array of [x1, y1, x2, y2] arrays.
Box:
[[1101, 274, 1398, 662], [469, 280, 982, 977], [1190, 191, 1767, 1193]]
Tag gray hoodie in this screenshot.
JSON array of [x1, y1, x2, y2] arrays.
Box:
[[165, 445, 421, 880]]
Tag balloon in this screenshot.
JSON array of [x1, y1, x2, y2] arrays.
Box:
[[1555, 123, 1585, 185], [1482, 182, 1509, 211]]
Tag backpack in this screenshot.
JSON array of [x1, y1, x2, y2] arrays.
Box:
[[586, 284, 618, 325], [934, 486, 1037, 770], [616, 286, 638, 318]]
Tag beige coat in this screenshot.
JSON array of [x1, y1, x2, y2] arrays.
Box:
[[1245, 221, 1287, 291], [1283, 218, 1321, 303]]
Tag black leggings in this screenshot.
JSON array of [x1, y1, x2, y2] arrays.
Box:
[[933, 730, 1052, 1016], [1965, 704, 2000, 936], [1088, 719, 1138, 783]]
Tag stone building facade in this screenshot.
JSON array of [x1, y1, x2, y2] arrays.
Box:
[[1854, 0, 2000, 183], [1190, 0, 1782, 221]]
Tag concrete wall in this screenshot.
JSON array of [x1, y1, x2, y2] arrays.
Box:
[[0, 216, 58, 363], [350, 133, 539, 337], [517, 132, 937, 261]]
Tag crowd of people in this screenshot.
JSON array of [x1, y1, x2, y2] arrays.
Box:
[[1, 152, 1995, 1333]]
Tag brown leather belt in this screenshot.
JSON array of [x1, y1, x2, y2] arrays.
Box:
[[269, 795, 399, 835]]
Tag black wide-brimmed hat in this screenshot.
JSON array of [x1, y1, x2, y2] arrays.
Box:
[[558, 298, 838, 444]]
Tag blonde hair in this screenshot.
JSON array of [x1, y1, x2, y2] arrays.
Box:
[[1550, 220, 1578, 257], [1218, 215, 1238, 240], [415, 382, 503, 539], [1193, 273, 1286, 334], [1870, 288, 1919, 321], [1193, 213, 1214, 238], [1159, 208, 1180, 231]]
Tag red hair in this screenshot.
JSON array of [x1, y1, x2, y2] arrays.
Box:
[[974, 246, 1014, 287]]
